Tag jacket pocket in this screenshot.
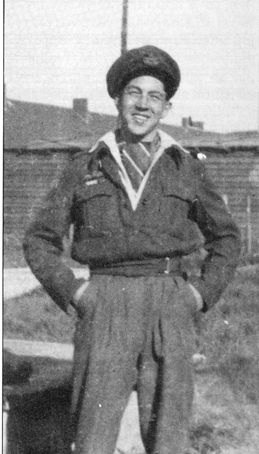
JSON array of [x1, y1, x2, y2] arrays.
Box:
[[161, 181, 192, 213], [159, 181, 201, 241], [159, 192, 194, 236], [75, 183, 116, 236]]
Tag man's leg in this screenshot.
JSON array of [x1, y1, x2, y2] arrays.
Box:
[[71, 275, 148, 454], [138, 276, 196, 454]]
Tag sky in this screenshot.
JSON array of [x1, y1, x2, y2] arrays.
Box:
[[4, 0, 259, 132]]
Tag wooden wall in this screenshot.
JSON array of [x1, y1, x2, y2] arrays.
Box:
[[204, 149, 259, 254], [4, 149, 75, 235]]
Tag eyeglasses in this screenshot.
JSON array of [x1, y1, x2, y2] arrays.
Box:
[[123, 88, 167, 103]]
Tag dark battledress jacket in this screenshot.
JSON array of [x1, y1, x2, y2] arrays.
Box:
[[23, 131, 241, 314]]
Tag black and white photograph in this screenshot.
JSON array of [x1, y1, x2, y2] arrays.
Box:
[[3, 1, 259, 453]]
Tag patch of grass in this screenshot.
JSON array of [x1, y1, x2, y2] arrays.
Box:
[[239, 252, 259, 266], [4, 287, 77, 343], [192, 363, 259, 453], [189, 423, 221, 453], [199, 266, 259, 404], [4, 232, 27, 268]]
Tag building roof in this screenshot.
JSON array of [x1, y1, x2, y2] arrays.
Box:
[[4, 98, 259, 151], [181, 130, 259, 151], [4, 99, 91, 150]]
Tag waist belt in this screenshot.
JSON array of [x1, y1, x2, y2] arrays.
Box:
[[91, 257, 186, 278]]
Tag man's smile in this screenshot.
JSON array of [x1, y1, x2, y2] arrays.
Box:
[[132, 113, 150, 124]]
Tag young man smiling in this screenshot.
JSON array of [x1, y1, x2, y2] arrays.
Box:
[[24, 45, 241, 454]]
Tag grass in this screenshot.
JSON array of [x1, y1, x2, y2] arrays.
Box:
[[188, 265, 259, 453], [4, 232, 28, 268], [4, 287, 77, 343], [199, 267, 259, 404]]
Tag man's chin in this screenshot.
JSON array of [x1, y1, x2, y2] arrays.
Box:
[[124, 125, 154, 141]]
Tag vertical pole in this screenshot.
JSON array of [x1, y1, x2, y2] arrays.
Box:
[[247, 194, 252, 255], [121, 0, 128, 55]]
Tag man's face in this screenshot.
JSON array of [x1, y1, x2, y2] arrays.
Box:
[[115, 75, 172, 141]]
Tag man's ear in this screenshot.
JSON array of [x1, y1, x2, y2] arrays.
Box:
[[161, 101, 172, 119], [114, 97, 120, 111]]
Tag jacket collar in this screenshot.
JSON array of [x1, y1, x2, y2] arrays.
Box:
[[88, 130, 190, 205], [89, 129, 188, 156], [88, 139, 124, 189]]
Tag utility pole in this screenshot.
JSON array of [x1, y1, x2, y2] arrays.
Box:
[[121, 0, 128, 55]]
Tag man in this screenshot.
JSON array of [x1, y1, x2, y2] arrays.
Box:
[[23, 45, 241, 454]]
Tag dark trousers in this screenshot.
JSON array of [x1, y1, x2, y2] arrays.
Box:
[[71, 274, 197, 454]]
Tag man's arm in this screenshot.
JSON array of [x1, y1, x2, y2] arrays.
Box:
[[23, 159, 87, 313], [188, 158, 241, 311]]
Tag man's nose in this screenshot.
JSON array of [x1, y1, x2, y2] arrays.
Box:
[[135, 94, 149, 109]]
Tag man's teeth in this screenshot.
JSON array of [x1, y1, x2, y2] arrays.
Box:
[[133, 115, 148, 123]]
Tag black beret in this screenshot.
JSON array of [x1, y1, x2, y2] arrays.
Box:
[[106, 45, 181, 100]]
